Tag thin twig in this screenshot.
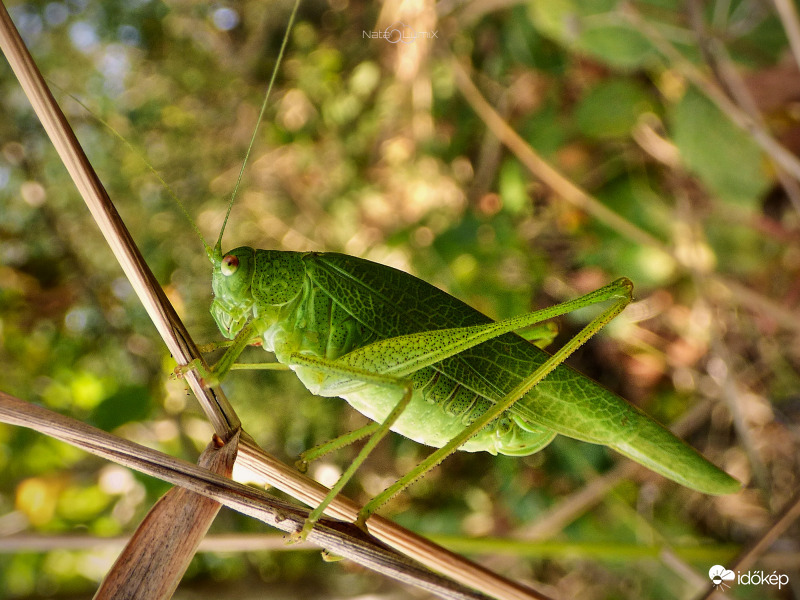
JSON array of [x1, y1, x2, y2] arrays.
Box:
[[772, 0, 800, 73], [0, 0, 237, 438], [451, 58, 673, 257], [452, 52, 800, 338], [94, 433, 239, 600], [686, 6, 800, 213]]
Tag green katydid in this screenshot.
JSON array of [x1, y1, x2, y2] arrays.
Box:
[[161, 5, 739, 538], [193, 241, 739, 536]]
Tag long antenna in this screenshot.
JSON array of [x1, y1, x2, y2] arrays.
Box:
[[215, 0, 302, 254], [52, 83, 214, 255]]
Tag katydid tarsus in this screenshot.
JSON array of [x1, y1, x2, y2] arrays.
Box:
[[153, 7, 739, 539]]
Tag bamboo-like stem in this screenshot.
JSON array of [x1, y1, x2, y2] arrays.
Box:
[[94, 433, 239, 600], [0, 4, 547, 599], [234, 437, 548, 600], [0, 391, 491, 600], [0, 1, 237, 438]]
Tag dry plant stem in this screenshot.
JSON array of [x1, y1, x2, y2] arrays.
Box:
[[692, 17, 800, 214], [235, 438, 548, 600], [93, 433, 238, 600], [0, 391, 500, 600], [0, 6, 547, 600]]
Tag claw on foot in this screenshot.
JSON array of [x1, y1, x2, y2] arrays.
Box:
[[321, 549, 344, 562], [172, 359, 221, 388], [173, 358, 206, 379], [288, 519, 315, 543], [354, 511, 370, 534], [287, 530, 304, 544]]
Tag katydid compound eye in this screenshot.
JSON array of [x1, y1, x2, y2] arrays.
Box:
[[221, 254, 239, 276]]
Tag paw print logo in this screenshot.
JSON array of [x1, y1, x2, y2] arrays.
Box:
[[709, 565, 735, 591]]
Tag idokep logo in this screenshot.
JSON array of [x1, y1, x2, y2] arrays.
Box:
[[709, 565, 735, 591], [709, 565, 790, 592]]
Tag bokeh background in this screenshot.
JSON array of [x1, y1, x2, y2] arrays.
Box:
[[1, 0, 799, 598]]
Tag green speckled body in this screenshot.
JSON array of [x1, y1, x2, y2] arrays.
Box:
[[210, 247, 740, 495]]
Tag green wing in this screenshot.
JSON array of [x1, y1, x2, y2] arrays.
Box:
[[305, 253, 739, 495]]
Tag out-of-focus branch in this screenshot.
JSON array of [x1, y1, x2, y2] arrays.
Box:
[[622, 4, 800, 188], [451, 58, 672, 257], [773, 0, 800, 73]]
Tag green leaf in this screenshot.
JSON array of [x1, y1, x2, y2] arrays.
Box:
[[577, 26, 653, 70], [498, 159, 529, 214], [528, 0, 656, 69], [521, 102, 567, 156], [671, 86, 769, 205], [575, 79, 654, 139]]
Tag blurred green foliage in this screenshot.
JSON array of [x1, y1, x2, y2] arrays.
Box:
[[1, 0, 798, 599]]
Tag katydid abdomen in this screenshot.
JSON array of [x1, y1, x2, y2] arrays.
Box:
[[211, 247, 739, 496]]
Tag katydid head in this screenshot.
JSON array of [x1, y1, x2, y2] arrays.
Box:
[[210, 247, 306, 339], [210, 245, 256, 339]]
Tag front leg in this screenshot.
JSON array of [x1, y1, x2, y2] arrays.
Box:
[[174, 320, 264, 387]]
